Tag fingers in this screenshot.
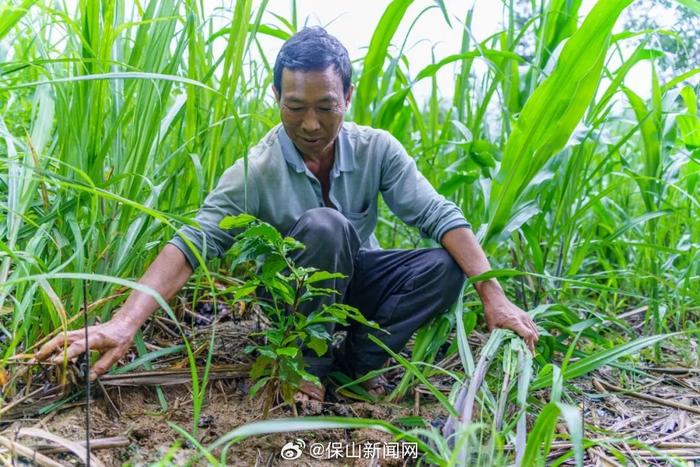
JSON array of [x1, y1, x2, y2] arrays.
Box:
[[521, 315, 538, 339], [483, 303, 540, 353], [36, 331, 81, 361], [61, 339, 89, 362], [526, 334, 536, 353], [527, 319, 539, 342], [519, 329, 535, 353], [90, 348, 122, 380], [513, 316, 538, 353], [37, 328, 109, 363], [515, 321, 534, 351], [34, 325, 128, 380]]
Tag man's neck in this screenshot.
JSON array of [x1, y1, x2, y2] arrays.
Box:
[[300, 142, 334, 166], [301, 144, 336, 208], [303, 150, 334, 175]]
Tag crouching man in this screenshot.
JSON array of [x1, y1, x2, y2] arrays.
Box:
[[37, 27, 538, 402]]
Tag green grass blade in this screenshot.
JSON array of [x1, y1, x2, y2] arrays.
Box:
[[0, 0, 37, 40], [531, 333, 677, 390], [367, 333, 458, 416], [353, 0, 413, 124], [486, 0, 634, 246], [208, 416, 442, 465], [521, 402, 583, 467], [673, 0, 700, 14]]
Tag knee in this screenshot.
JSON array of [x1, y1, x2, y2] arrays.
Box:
[[430, 249, 465, 292], [292, 208, 353, 248]]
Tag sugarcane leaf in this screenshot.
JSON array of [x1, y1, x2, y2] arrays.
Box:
[[354, 0, 413, 124], [531, 333, 676, 390], [367, 334, 458, 416], [673, 0, 700, 14], [521, 402, 583, 467], [486, 0, 634, 246]]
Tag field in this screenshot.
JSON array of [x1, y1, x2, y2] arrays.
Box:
[[1, 0, 699, 465]]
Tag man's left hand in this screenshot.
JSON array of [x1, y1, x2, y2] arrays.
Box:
[[483, 299, 539, 352], [439, 228, 540, 353]]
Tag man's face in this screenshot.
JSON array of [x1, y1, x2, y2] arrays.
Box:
[[274, 66, 353, 160]]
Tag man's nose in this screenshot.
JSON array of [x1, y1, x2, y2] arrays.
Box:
[[301, 109, 321, 133]]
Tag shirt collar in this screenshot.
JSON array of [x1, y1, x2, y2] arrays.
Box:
[[277, 124, 355, 175]]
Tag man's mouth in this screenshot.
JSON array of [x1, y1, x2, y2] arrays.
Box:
[[301, 136, 321, 144]]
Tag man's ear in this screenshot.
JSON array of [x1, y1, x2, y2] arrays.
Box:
[[344, 85, 354, 107], [272, 85, 280, 102]]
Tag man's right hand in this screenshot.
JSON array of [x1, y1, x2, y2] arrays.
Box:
[[35, 317, 138, 380], [35, 244, 194, 380]]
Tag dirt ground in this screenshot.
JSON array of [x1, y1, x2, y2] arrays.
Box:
[[3, 380, 440, 466], [2, 315, 699, 465], [5, 360, 699, 466], [1, 317, 444, 466]]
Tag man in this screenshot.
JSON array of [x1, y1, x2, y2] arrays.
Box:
[[37, 27, 538, 402]]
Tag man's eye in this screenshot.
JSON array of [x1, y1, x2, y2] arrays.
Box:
[[319, 107, 333, 112], [287, 107, 303, 112]]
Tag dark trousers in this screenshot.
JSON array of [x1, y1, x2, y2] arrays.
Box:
[[287, 208, 465, 378]]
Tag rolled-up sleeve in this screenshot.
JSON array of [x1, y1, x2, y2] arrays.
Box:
[[169, 160, 259, 269], [379, 132, 470, 242]]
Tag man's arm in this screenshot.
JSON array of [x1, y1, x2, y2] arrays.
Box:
[[36, 244, 193, 379], [375, 133, 538, 350], [441, 227, 539, 351]]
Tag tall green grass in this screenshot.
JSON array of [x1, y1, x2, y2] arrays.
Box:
[[1, 0, 699, 464]]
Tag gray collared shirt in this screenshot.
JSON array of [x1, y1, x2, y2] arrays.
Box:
[[170, 122, 470, 269]]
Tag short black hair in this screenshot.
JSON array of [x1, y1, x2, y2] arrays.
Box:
[[273, 27, 352, 95]]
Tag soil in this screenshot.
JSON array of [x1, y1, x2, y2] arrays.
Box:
[[3, 382, 443, 466], [1, 317, 448, 466], [3, 312, 699, 465], [9, 360, 699, 466]]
